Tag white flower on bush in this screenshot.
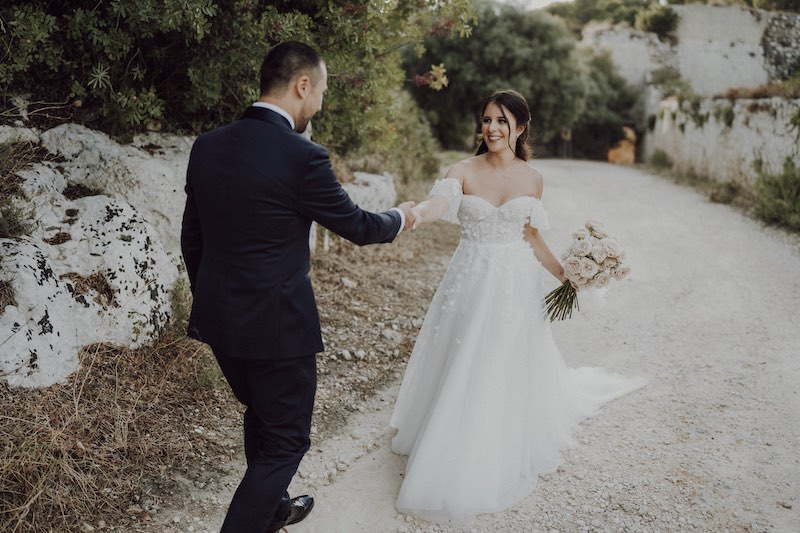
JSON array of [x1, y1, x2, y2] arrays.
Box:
[[602, 238, 623, 258], [571, 239, 592, 257], [612, 265, 631, 280], [591, 243, 608, 263]]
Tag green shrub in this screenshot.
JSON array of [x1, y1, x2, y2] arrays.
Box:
[[546, 0, 655, 36], [714, 106, 736, 128], [0, 1, 474, 160], [754, 159, 800, 230], [347, 91, 440, 185], [649, 149, 672, 170], [570, 48, 639, 160], [635, 5, 680, 40], [405, 4, 586, 149], [752, 0, 800, 12]]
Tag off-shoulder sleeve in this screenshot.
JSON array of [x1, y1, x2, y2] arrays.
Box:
[[428, 177, 462, 225], [529, 198, 551, 230]]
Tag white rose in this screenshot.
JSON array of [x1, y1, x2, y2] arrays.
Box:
[[571, 239, 592, 257], [602, 238, 623, 258], [590, 225, 609, 239], [580, 257, 599, 279], [585, 219, 604, 231], [572, 228, 590, 240], [612, 265, 631, 280], [563, 257, 583, 279], [603, 257, 619, 269], [591, 243, 608, 263], [594, 270, 611, 288]]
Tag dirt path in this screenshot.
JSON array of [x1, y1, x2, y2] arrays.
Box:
[[150, 160, 800, 533]]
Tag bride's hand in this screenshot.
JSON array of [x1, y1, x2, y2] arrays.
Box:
[[411, 206, 424, 230]]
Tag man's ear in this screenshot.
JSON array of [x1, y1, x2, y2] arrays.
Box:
[[294, 75, 311, 99]]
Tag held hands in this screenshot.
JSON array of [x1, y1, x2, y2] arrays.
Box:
[[398, 201, 418, 231], [410, 206, 424, 230]]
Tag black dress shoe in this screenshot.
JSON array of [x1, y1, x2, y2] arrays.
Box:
[[266, 495, 314, 532]]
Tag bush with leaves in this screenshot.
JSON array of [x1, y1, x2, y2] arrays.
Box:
[[751, 0, 800, 12], [546, 0, 655, 37], [405, 3, 586, 150], [635, 4, 680, 40], [565, 49, 639, 160], [0, 0, 474, 166], [754, 158, 800, 230]]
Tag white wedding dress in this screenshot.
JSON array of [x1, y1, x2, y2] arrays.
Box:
[[390, 177, 646, 526]]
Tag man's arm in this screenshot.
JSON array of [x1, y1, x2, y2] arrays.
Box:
[[297, 146, 405, 245], [180, 179, 203, 292]]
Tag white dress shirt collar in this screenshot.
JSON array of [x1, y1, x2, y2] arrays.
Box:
[[251, 102, 295, 130]]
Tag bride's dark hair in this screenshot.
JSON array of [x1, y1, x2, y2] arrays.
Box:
[[474, 89, 532, 161]]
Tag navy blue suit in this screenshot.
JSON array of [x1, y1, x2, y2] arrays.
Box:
[[180, 106, 401, 531]]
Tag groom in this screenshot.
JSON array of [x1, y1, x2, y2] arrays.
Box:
[[181, 41, 415, 532]]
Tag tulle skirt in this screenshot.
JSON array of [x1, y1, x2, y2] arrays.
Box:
[[390, 239, 646, 525]]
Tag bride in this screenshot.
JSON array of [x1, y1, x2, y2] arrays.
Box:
[[390, 89, 646, 525]]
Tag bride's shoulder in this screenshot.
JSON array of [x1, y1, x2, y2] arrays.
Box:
[[443, 157, 479, 183], [521, 161, 544, 196]]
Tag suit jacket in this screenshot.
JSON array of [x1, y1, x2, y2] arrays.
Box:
[[180, 106, 402, 359]]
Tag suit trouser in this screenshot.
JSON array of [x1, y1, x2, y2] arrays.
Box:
[[213, 350, 317, 533]]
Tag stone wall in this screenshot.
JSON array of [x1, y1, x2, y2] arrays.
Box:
[[583, 5, 800, 98], [583, 5, 799, 183], [644, 97, 800, 186]]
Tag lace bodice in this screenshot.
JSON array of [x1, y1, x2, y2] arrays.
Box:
[[429, 177, 550, 244]]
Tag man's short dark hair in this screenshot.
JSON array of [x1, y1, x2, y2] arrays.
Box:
[[260, 41, 323, 96]]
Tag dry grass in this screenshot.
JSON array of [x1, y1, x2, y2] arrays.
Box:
[[0, 280, 16, 314], [0, 166, 456, 532], [721, 81, 800, 100], [0, 281, 240, 532], [0, 142, 45, 239], [59, 272, 117, 308]]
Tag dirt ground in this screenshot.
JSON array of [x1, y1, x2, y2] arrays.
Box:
[[137, 159, 800, 533]]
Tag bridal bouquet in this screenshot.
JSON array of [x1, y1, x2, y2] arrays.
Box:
[[545, 220, 630, 322]]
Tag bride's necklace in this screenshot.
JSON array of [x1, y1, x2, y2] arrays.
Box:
[[488, 157, 514, 180]]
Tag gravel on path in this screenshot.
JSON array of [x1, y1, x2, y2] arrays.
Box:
[[146, 160, 800, 533]]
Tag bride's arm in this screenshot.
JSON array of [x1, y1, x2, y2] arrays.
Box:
[[410, 168, 465, 229], [524, 224, 568, 283], [410, 195, 450, 228]]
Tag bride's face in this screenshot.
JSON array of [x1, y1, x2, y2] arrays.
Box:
[[481, 102, 523, 154]]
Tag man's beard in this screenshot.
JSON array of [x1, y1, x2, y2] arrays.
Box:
[[294, 117, 311, 139]]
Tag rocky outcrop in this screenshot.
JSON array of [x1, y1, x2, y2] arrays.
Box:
[[1, 126, 184, 387], [0, 123, 398, 387]]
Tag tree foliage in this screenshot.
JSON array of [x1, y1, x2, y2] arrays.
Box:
[[405, 4, 586, 150], [568, 49, 639, 159], [0, 0, 475, 163], [747, 0, 800, 12], [635, 4, 679, 40], [546, 0, 655, 36]]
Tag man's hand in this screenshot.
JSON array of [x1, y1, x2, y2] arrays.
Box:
[[398, 201, 417, 231]]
